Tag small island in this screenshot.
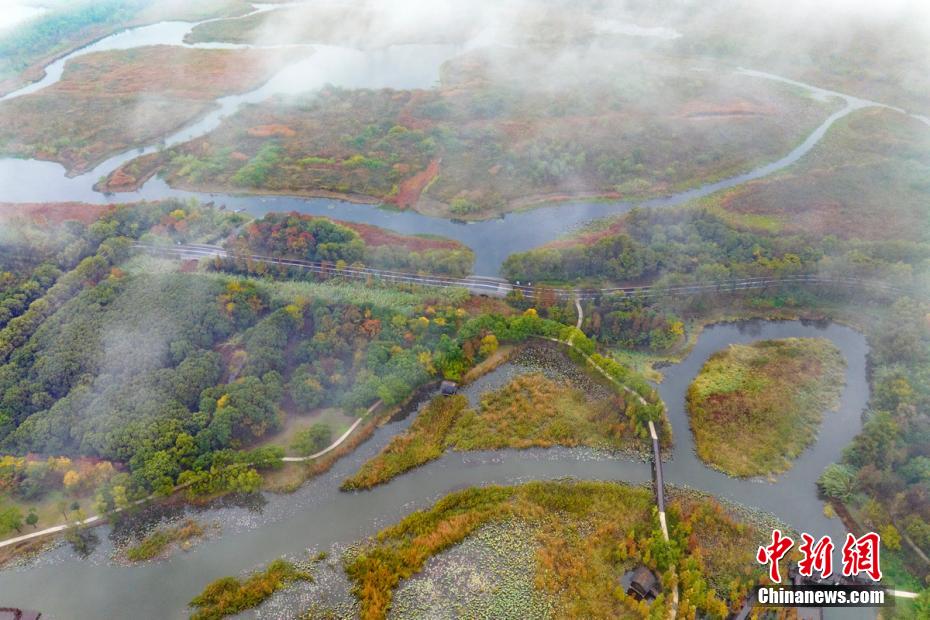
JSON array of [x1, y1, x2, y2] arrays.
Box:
[[342, 343, 665, 490], [686, 337, 845, 478]]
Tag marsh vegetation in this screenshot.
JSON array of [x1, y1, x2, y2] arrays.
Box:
[[190, 557, 313, 620], [123, 518, 208, 562], [343, 344, 657, 490], [107, 47, 833, 218], [345, 481, 768, 619], [686, 337, 845, 477], [0, 46, 307, 173]]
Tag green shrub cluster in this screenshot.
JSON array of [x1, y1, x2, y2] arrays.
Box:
[[290, 424, 333, 456]]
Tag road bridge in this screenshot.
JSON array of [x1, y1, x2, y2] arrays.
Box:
[[136, 243, 912, 303]]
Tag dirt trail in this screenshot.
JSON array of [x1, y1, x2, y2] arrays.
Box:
[[394, 158, 441, 209]]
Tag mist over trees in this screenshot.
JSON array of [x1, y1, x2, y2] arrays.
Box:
[[223, 211, 474, 276]]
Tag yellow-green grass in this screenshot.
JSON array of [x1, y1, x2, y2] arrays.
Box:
[[446, 373, 628, 450], [0, 488, 94, 539], [345, 481, 765, 620], [253, 407, 355, 457], [121, 255, 470, 312], [124, 518, 206, 562], [687, 337, 845, 477], [190, 557, 312, 620], [609, 347, 678, 383], [342, 372, 642, 490]]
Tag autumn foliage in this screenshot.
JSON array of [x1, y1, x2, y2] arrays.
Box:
[[346, 481, 766, 619]]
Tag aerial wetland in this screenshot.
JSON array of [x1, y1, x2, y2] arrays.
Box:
[[0, 1, 929, 619]]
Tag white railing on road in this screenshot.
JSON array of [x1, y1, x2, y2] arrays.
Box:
[[135, 243, 912, 302]]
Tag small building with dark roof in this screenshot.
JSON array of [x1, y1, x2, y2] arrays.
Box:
[[627, 566, 661, 601]]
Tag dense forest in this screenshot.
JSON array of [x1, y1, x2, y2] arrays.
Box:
[[819, 295, 930, 572], [502, 206, 930, 290], [0, 202, 255, 508]]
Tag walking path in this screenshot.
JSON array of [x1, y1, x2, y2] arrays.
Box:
[[2, 335, 649, 552], [535, 335, 652, 408], [282, 401, 380, 462], [1, 401, 384, 550]]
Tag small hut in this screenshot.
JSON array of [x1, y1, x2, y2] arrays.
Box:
[[440, 380, 458, 396], [627, 566, 660, 601]]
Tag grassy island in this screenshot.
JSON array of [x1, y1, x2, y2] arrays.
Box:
[[190, 557, 312, 620], [687, 337, 845, 477], [345, 481, 768, 620], [343, 344, 663, 490], [124, 518, 207, 562], [103, 45, 832, 219]]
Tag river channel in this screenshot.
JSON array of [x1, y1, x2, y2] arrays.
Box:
[[0, 320, 870, 618], [0, 4, 916, 275]]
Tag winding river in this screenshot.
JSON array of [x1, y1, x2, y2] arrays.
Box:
[[0, 4, 920, 275], [0, 321, 870, 618]]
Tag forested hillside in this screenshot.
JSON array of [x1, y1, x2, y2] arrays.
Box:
[[0, 201, 607, 533]]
